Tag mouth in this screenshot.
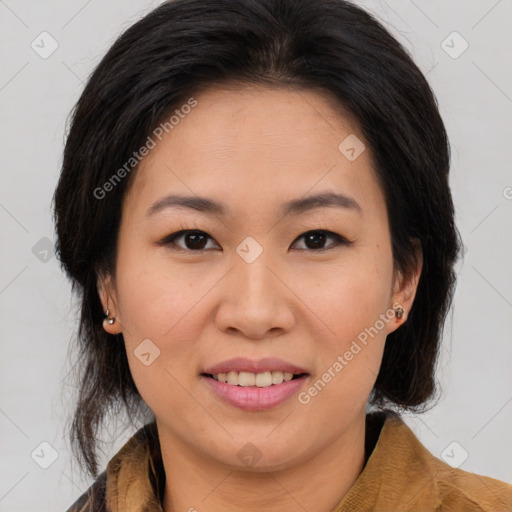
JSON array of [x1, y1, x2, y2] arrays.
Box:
[[201, 371, 309, 388], [200, 357, 310, 409], [200, 370, 310, 411]]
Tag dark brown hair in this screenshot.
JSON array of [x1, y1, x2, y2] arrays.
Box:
[[53, 0, 461, 478]]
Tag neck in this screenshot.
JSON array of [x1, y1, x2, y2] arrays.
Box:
[[159, 411, 368, 512]]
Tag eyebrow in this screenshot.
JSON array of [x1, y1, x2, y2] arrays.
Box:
[[145, 191, 362, 218]]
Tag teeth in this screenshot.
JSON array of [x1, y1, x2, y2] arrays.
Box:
[[212, 371, 297, 387], [238, 371, 255, 386]]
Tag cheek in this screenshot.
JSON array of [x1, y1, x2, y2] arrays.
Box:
[[113, 241, 209, 350], [300, 244, 393, 405], [299, 244, 394, 339], [113, 249, 206, 411]]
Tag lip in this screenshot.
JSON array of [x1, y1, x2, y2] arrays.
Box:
[[201, 373, 310, 411], [202, 357, 309, 375]]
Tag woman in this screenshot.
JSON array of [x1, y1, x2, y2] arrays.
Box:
[[54, 0, 512, 510]]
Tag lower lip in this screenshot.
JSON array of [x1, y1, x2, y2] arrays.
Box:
[[201, 374, 309, 411]]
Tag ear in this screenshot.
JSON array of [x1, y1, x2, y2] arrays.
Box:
[[386, 240, 423, 334], [97, 272, 123, 335]]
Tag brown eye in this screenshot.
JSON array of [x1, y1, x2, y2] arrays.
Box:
[[160, 230, 218, 251], [291, 230, 350, 251]]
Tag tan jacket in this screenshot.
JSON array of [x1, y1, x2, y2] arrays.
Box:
[[66, 412, 512, 511]]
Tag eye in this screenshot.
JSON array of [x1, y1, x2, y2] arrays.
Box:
[[291, 230, 351, 251], [158, 228, 351, 252], [158, 229, 219, 251]]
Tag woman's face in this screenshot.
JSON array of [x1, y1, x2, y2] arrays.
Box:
[[101, 84, 418, 471]]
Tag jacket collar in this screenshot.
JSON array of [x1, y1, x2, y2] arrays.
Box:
[[105, 419, 165, 511]]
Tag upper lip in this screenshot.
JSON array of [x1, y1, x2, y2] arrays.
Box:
[[203, 357, 309, 375]]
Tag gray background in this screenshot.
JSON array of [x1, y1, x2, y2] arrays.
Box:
[[1, 0, 511, 510]]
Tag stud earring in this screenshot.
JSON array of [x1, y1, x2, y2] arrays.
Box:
[[395, 306, 404, 319], [105, 307, 116, 325]]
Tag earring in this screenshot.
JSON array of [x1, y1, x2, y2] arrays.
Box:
[[395, 306, 404, 319], [105, 307, 116, 325]]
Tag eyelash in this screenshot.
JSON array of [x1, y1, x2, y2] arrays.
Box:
[[157, 226, 353, 253]]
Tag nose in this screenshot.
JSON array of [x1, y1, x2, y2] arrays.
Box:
[[214, 250, 296, 340]]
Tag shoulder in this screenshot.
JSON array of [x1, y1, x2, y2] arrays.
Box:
[[337, 412, 512, 512], [64, 420, 164, 511], [64, 470, 107, 512], [385, 413, 512, 511], [430, 455, 512, 511]]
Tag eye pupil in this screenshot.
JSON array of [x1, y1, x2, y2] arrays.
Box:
[[305, 232, 326, 249], [186, 232, 207, 250]]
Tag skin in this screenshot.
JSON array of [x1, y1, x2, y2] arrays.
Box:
[[98, 84, 422, 512]]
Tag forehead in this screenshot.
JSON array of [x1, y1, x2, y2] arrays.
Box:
[[123, 84, 384, 221]]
